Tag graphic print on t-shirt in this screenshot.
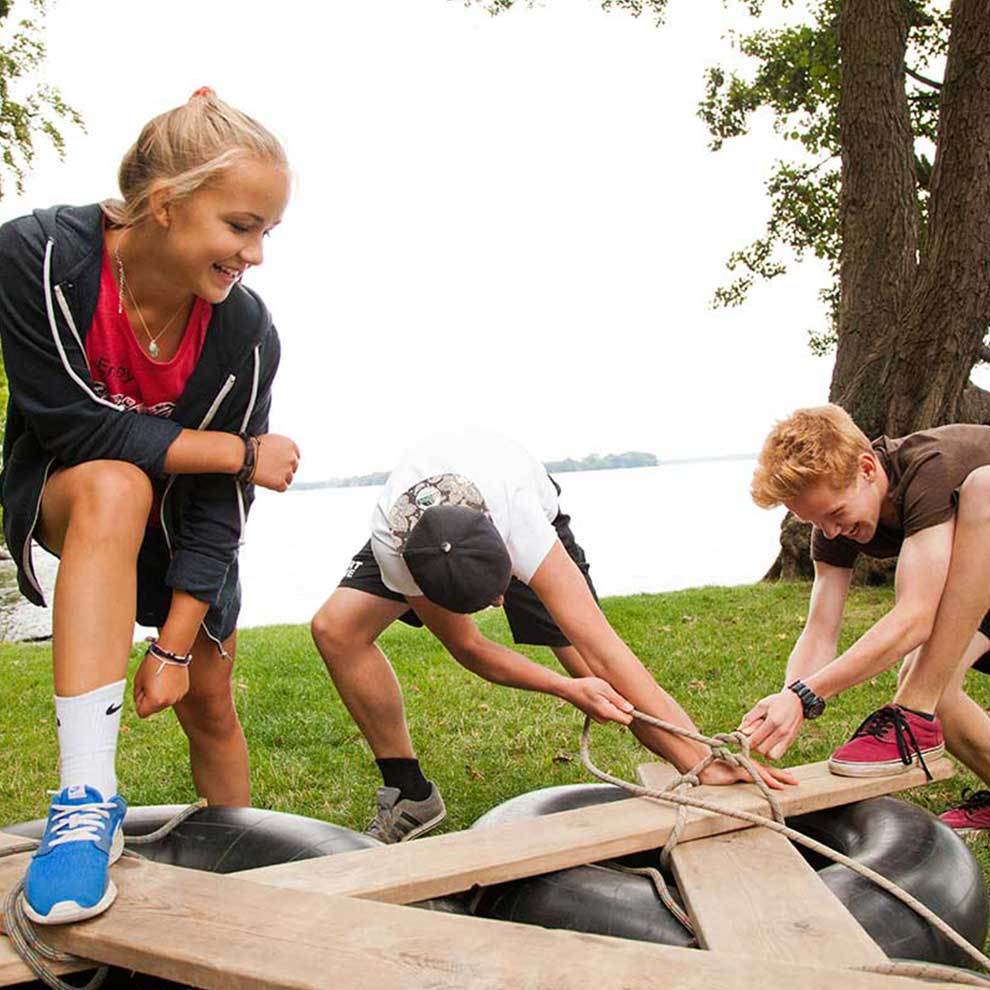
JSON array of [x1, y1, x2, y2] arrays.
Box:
[[387, 474, 488, 550]]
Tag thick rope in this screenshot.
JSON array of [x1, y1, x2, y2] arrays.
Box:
[[581, 710, 990, 986], [597, 860, 696, 936], [0, 800, 206, 990]]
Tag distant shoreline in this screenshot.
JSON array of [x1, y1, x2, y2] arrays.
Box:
[[291, 452, 756, 491]]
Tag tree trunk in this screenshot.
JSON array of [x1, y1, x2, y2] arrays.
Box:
[[771, 0, 990, 582], [828, 0, 918, 438], [887, 0, 990, 435]]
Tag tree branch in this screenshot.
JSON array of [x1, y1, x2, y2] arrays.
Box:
[[977, 344, 990, 364], [905, 65, 942, 89]]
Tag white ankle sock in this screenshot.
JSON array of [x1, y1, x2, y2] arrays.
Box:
[[55, 679, 126, 798]]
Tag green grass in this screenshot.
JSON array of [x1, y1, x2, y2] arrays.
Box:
[[1, 580, 989, 846]]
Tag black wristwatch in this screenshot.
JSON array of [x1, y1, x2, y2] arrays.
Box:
[[788, 679, 826, 720]]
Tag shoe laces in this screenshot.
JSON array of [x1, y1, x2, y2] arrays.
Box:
[[849, 705, 933, 780], [46, 801, 116, 848], [366, 791, 399, 838], [956, 788, 990, 812]]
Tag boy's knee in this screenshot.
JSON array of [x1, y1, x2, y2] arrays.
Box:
[[311, 603, 349, 660]]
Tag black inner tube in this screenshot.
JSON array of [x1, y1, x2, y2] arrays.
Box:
[[470, 783, 989, 968]]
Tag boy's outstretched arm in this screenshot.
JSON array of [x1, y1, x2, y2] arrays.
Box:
[[528, 542, 797, 789], [410, 597, 636, 727], [742, 521, 954, 760]]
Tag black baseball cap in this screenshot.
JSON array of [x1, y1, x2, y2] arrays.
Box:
[[402, 505, 512, 613]]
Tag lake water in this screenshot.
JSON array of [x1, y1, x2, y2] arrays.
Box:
[[0, 460, 786, 640]]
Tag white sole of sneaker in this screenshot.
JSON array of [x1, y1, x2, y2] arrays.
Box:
[[397, 808, 447, 842], [828, 744, 945, 777], [22, 878, 118, 925]]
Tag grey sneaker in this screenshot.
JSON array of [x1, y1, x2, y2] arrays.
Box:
[[365, 783, 446, 843]]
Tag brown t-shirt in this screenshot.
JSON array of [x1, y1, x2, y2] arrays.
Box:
[[811, 424, 990, 569]]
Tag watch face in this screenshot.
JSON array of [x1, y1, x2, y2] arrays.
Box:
[[806, 697, 826, 719]]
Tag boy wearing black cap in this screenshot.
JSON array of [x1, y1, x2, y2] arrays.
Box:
[[312, 432, 795, 843]]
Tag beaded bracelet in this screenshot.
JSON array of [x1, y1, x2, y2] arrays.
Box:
[[236, 433, 260, 485], [147, 639, 193, 676]]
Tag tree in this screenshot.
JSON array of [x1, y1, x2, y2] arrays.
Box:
[[0, 0, 78, 547], [473, 0, 990, 579], [0, 0, 80, 199], [705, 0, 989, 577]]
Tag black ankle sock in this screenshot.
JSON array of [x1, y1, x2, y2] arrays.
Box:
[[376, 758, 431, 801], [897, 704, 934, 721]]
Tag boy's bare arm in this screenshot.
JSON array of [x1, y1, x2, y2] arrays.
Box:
[[408, 597, 634, 727], [529, 543, 796, 787], [783, 561, 852, 686], [741, 520, 954, 759], [803, 520, 953, 699]]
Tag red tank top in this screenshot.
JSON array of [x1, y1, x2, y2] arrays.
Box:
[[86, 247, 211, 417], [86, 246, 212, 525]]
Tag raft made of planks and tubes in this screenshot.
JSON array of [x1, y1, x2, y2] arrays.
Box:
[[0, 722, 986, 990]]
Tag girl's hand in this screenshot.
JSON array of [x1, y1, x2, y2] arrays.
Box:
[[252, 434, 301, 491], [563, 677, 635, 725], [698, 759, 799, 790], [134, 654, 190, 718]]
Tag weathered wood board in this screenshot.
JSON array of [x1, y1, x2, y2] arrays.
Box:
[[637, 762, 888, 967], [0, 757, 955, 988], [0, 851, 965, 990], [240, 757, 953, 904]]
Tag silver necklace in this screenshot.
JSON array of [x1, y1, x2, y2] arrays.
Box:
[[114, 236, 187, 358]]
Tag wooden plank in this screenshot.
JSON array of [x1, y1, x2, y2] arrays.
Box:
[[636, 763, 887, 967], [240, 757, 953, 904], [670, 828, 887, 964], [635, 763, 889, 966], [0, 852, 962, 990], [636, 763, 886, 966], [0, 835, 33, 855]]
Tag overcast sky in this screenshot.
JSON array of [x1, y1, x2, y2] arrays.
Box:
[[2, 0, 840, 480]]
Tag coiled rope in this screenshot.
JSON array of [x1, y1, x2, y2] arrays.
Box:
[[580, 710, 990, 987], [1, 799, 206, 990]]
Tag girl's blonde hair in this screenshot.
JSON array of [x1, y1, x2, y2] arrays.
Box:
[[751, 404, 872, 509], [102, 88, 288, 228]]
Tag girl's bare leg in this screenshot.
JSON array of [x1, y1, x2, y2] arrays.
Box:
[[38, 460, 152, 696], [173, 629, 250, 805]]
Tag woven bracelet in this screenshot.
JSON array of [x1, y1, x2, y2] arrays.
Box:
[[236, 433, 260, 485], [147, 639, 192, 673]]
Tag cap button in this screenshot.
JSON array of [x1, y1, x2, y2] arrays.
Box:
[[440, 541, 452, 553]]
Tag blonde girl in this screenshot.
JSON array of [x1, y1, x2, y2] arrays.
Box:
[[0, 89, 298, 923]]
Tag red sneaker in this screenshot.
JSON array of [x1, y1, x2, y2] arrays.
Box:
[[827, 705, 944, 778], [940, 790, 990, 834]]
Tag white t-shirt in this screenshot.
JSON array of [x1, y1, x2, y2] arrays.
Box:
[[371, 432, 561, 598]]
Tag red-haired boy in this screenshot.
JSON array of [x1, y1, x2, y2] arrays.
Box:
[[742, 405, 990, 832]]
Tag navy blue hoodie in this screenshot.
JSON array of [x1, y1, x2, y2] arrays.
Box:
[[0, 203, 280, 643]]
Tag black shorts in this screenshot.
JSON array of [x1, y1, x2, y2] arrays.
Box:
[[972, 610, 990, 674], [339, 509, 598, 648]]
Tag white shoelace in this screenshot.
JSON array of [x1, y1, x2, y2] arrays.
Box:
[[45, 801, 115, 848]]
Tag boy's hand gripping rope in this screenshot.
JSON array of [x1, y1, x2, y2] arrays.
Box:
[[581, 710, 990, 987]]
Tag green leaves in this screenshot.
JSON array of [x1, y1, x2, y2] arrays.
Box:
[[0, 0, 82, 200], [697, 0, 948, 351]]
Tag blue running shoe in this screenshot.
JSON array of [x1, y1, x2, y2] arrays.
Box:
[[23, 785, 127, 925]]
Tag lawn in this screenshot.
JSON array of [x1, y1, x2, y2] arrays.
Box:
[[2, 580, 985, 840]]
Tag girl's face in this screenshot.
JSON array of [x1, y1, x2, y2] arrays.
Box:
[[159, 157, 290, 303]]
